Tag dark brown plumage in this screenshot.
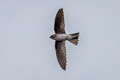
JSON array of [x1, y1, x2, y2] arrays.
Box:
[[54, 8, 66, 70], [55, 41, 66, 70], [54, 8, 66, 34], [50, 8, 79, 70]]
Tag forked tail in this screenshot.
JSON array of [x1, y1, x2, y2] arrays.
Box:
[[68, 32, 80, 45]]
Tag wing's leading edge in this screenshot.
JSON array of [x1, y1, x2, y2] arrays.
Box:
[[54, 8, 65, 33], [55, 41, 66, 70]]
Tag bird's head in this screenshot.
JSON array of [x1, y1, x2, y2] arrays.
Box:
[[50, 34, 56, 40]]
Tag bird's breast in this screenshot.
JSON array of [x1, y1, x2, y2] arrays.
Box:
[[55, 34, 67, 41]]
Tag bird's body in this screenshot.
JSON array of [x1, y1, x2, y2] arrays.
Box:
[[50, 8, 80, 70], [50, 34, 72, 41]]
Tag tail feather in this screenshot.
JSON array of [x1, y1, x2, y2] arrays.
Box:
[[68, 32, 80, 45]]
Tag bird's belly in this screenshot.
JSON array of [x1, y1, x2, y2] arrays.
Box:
[[55, 34, 67, 41]]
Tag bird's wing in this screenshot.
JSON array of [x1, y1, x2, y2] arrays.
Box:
[[54, 8, 65, 33], [55, 41, 66, 70]]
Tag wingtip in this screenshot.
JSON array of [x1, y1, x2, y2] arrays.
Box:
[[60, 8, 63, 10], [62, 67, 66, 71], [59, 8, 63, 11], [61, 65, 66, 71]]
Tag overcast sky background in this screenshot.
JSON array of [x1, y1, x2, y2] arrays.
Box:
[[0, 0, 120, 80]]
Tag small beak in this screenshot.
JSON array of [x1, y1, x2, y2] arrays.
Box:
[[49, 35, 52, 39]]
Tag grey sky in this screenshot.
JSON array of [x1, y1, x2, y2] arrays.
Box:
[[0, 0, 120, 80]]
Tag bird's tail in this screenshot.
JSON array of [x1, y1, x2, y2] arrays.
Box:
[[68, 32, 80, 45]]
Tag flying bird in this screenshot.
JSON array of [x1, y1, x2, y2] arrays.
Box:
[[50, 8, 80, 70]]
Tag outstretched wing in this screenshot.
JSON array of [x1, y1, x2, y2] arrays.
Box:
[[55, 41, 66, 70], [54, 8, 65, 33]]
